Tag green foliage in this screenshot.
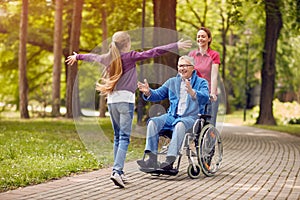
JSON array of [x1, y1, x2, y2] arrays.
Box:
[[254, 124, 300, 137], [225, 101, 300, 137], [0, 0, 299, 115], [250, 99, 300, 125], [288, 118, 300, 125], [275, 0, 300, 100], [77, 61, 101, 109]]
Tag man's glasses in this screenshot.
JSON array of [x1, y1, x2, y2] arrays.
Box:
[[178, 64, 193, 68]]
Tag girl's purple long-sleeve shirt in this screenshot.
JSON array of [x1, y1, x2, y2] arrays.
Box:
[[76, 43, 178, 93]]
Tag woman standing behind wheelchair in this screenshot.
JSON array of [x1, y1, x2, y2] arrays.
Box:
[[188, 27, 221, 127], [137, 56, 209, 170]]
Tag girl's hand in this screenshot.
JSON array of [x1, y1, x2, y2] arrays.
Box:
[[95, 83, 101, 92], [177, 39, 192, 50], [65, 52, 78, 65]]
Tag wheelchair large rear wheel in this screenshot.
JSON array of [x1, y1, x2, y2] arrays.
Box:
[[198, 124, 223, 177]]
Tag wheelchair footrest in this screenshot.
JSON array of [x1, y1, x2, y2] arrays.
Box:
[[139, 167, 179, 176]]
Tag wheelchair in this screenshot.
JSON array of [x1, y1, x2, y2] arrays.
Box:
[[139, 114, 223, 179]]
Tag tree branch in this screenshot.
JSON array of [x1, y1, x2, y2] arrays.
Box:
[[177, 17, 199, 30]]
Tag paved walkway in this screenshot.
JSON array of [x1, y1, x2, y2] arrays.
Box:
[[1, 124, 299, 200]]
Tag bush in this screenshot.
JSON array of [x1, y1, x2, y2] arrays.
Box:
[[250, 99, 300, 125], [288, 118, 300, 124]]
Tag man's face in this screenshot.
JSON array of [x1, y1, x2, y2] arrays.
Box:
[[177, 59, 194, 79]]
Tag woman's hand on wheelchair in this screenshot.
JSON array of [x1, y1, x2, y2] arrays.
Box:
[[210, 93, 217, 102]]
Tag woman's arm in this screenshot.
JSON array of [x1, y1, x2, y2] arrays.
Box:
[[210, 63, 219, 101]]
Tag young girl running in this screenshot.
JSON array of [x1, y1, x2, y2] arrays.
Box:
[[66, 31, 192, 188]]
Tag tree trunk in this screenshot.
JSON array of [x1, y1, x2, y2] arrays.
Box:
[[137, 0, 147, 125], [66, 0, 84, 118], [256, 0, 282, 125], [99, 2, 108, 118], [51, 0, 63, 117], [18, 0, 29, 119], [152, 0, 178, 113], [153, 0, 178, 70]]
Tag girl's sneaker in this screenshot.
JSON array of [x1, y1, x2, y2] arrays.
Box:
[[110, 172, 125, 188], [120, 173, 128, 183]]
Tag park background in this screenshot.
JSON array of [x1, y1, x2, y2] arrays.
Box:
[[0, 0, 299, 192]]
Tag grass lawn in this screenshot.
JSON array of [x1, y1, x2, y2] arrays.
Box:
[[254, 124, 300, 137], [0, 119, 98, 192], [0, 117, 145, 192], [225, 110, 300, 137]]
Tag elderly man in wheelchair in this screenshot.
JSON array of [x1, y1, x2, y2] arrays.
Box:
[[137, 55, 209, 173]]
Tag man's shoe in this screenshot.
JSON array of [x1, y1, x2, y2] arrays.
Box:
[[160, 156, 176, 170], [160, 161, 174, 170], [137, 152, 158, 168], [110, 172, 125, 188], [137, 158, 158, 168]]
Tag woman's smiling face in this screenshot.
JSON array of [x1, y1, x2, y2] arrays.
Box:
[[197, 30, 211, 48]]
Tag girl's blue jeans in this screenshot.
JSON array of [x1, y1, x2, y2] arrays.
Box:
[[108, 102, 134, 175]]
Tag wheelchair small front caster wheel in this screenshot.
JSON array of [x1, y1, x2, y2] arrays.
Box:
[[187, 164, 201, 179]]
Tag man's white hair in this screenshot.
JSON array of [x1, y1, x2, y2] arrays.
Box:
[[178, 55, 195, 66]]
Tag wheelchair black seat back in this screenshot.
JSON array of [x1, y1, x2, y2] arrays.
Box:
[[138, 114, 223, 179]]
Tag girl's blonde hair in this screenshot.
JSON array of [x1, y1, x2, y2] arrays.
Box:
[[97, 31, 131, 95]]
